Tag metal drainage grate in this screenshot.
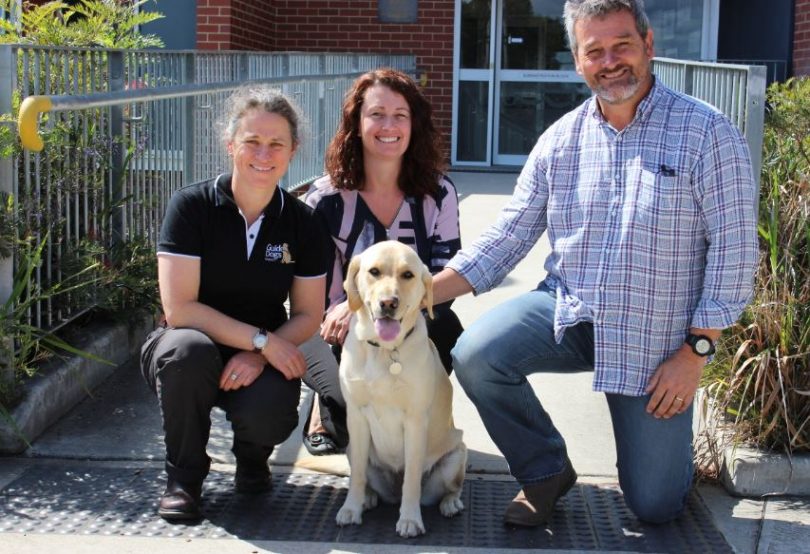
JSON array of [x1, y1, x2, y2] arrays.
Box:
[[0, 464, 732, 551]]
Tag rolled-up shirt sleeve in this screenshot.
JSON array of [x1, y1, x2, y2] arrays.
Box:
[[447, 146, 550, 294], [690, 113, 759, 329]]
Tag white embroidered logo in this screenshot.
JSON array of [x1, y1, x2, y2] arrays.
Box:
[[265, 243, 294, 263]]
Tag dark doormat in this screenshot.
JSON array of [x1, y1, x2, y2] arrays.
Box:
[[0, 464, 731, 552]]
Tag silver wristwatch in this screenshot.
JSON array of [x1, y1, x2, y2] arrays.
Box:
[[252, 328, 268, 353]]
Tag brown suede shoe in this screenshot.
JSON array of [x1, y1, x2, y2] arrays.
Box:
[[157, 479, 202, 521], [503, 459, 577, 527]]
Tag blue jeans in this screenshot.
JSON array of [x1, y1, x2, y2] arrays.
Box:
[[452, 284, 693, 523]]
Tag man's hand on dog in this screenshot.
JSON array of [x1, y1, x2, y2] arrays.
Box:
[[321, 300, 352, 345]]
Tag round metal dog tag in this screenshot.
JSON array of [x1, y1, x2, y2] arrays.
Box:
[[389, 362, 402, 375]]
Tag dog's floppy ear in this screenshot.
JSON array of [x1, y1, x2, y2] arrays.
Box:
[[344, 255, 363, 312], [420, 264, 434, 319]]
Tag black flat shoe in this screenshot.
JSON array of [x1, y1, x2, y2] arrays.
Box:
[[235, 466, 272, 494], [303, 432, 340, 456], [158, 480, 202, 521]]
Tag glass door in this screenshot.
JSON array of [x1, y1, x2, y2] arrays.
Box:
[[452, 0, 719, 167], [453, 0, 495, 165], [493, 0, 591, 165]]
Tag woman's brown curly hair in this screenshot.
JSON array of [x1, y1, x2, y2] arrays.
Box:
[[324, 68, 445, 198]]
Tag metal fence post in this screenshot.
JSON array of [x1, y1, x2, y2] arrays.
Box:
[[683, 63, 694, 96], [239, 52, 249, 82], [744, 65, 767, 191], [0, 45, 16, 389], [107, 50, 126, 247], [183, 52, 196, 183]]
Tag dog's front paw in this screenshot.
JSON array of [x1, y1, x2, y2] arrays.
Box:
[[439, 495, 464, 517], [396, 514, 425, 537], [336, 502, 363, 526]]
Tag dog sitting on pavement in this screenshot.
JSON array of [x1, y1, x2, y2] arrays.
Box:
[[335, 240, 467, 538]]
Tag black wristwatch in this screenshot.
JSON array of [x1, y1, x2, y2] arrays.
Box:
[[252, 328, 268, 353], [685, 333, 715, 357]]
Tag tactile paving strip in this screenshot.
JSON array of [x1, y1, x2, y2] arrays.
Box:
[[0, 464, 732, 551]]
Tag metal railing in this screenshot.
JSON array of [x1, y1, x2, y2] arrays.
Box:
[[0, 45, 415, 338], [715, 58, 788, 85], [652, 57, 767, 186]]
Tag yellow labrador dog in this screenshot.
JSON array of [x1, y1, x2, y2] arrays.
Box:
[[336, 240, 467, 538]]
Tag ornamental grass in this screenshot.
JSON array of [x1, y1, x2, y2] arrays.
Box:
[[700, 76, 810, 465]]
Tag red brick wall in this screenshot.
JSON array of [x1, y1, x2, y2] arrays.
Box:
[[196, 0, 277, 50], [194, 0, 456, 140], [272, 0, 456, 139], [796, 0, 810, 76]]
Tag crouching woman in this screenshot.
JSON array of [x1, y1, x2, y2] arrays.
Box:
[[140, 86, 330, 521]]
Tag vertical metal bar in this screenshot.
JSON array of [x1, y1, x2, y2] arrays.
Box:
[[0, 45, 16, 387], [183, 52, 196, 185], [42, 50, 53, 327], [108, 50, 126, 248], [744, 65, 766, 193]]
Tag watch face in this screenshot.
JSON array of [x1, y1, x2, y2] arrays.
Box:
[[695, 338, 711, 355], [253, 333, 268, 350]]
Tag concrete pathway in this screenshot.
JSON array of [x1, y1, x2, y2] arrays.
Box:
[[0, 171, 807, 553]]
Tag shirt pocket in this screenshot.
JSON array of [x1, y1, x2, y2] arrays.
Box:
[[636, 169, 688, 224], [632, 169, 696, 269]]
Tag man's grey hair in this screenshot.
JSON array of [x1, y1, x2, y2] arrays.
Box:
[[563, 0, 650, 54]]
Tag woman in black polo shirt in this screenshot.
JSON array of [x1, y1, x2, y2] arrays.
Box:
[[140, 86, 332, 521]]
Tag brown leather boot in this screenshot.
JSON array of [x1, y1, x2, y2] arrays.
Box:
[[503, 459, 577, 527], [157, 479, 203, 521]]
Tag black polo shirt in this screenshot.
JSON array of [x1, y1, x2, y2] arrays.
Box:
[[157, 174, 329, 333]]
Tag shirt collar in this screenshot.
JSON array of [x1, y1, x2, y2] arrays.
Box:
[[213, 173, 285, 219]]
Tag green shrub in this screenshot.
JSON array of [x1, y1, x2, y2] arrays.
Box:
[[0, 0, 164, 48], [0, 0, 164, 409], [704, 77, 810, 455]]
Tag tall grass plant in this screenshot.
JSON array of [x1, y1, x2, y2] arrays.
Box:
[[701, 77, 810, 463]]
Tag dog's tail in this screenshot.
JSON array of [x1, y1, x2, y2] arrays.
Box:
[[293, 454, 350, 476]]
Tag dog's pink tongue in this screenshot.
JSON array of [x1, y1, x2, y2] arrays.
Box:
[[374, 318, 400, 341]]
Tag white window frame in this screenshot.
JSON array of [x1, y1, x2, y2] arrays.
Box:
[[451, 0, 497, 167], [701, 0, 720, 60]]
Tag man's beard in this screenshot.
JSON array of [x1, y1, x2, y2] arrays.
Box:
[[591, 66, 645, 105]]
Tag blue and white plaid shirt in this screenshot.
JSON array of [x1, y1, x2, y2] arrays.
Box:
[[448, 78, 758, 396]]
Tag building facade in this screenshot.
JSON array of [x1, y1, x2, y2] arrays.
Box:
[[13, 0, 807, 167]]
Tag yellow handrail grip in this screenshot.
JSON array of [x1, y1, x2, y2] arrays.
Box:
[[18, 96, 53, 152]]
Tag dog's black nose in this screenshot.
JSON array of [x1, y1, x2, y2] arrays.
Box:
[[379, 296, 399, 313]]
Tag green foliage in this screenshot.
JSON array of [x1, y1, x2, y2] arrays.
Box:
[[0, 2, 165, 412], [62, 236, 159, 322], [0, 231, 114, 404], [704, 77, 810, 455], [0, 192, 12, 260], [0, 0, 164, 48]]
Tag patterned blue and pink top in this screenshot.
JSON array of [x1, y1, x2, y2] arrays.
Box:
[[305, 175, 461, 310]]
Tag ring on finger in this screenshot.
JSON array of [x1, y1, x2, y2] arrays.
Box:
[[229, 373, 238, 381], [674, 396, 684, 403]]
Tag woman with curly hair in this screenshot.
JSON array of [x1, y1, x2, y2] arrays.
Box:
[[302, 68, 463, 455]]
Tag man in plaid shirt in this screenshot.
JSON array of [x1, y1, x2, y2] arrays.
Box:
[[434, 0, 758, 527]]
